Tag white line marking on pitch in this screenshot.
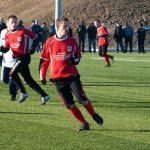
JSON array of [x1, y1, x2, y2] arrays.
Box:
[[91, 57, 150, 62]]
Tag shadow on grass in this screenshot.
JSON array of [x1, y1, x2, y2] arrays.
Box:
[[92, 129, 150, 133], [82, 81, 150, 87], [0, 111, 52, 115], [94, 104, 150, 109], [89, 101, 150, 108], [138, 67, 150, 69]]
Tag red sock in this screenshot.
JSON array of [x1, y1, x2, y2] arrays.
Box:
[[69, 105, 86, 124], [83, 101, 96, 116], [104, 55, 110, 64]]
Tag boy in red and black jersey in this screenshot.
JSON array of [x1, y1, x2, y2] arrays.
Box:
[[40, 17, 103, 131], [94, 19, 114, 67], [0, 15, 50, 104]]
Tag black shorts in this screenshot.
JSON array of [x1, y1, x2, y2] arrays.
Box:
[[54, 75, 88, 107], [99, 44, 108, 56]]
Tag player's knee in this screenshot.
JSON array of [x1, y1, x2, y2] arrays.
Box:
[[80, 100, 89, 106], [78, 95, 88, 104], [66, 104, 75, 109]]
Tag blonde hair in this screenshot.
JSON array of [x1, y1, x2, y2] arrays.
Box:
[[56, 16, 69, 28]]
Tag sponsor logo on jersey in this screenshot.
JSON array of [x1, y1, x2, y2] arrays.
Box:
[[67, 46, 72, 52], [10, 42, 20, 48], [17, 37, 22, 41], [54, 52, 71, 60]]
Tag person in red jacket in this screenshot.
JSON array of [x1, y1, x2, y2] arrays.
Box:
[[94, 19, 114, 67], [39, 16, 103, 131], [0, 15, 50, 104]]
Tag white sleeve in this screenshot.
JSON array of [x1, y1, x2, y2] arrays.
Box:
[[0, 37, 3, 47], [0, 29, 8, 46]]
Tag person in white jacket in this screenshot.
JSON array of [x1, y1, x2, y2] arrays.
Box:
[[0, 28, 17, 100]]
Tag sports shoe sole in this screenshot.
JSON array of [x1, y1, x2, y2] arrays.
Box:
[[41, 95, 50, 105], [19, 95, 29, 103], [77, 123, 90, 132]]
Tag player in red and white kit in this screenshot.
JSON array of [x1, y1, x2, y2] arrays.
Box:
[[94, 19, 114, 67], [40, 17, 103, 131], [0, 15, 50, 104]]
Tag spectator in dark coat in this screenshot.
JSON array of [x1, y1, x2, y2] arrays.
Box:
[[41, 22, 49, 48], [87, 22, 97, 53], [0, 18, 7, 32], [137, 23, 146, 53], [113, 23, 125, 53], [49, 22, 56, 37], [68, 26, 73, 37], [123, 22, 134, 53], [76, 20, 86, 52], [18, 19, 24, 28], [30, 20, 42, 52]]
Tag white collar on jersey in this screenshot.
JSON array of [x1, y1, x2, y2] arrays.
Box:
[[54, 35, 68, 41]]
